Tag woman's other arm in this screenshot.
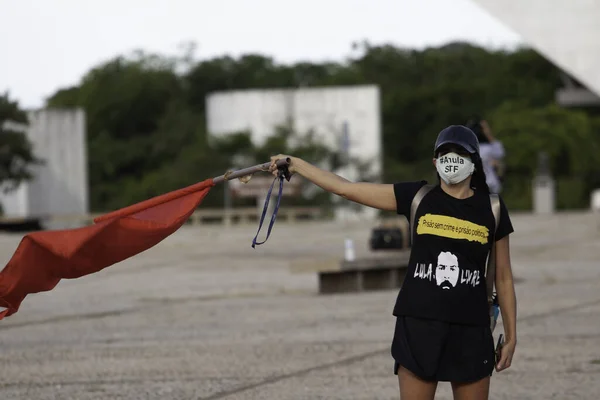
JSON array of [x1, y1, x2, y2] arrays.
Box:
[[494, 234, 517, 372]]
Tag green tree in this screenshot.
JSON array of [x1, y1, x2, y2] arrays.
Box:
[[489, 102, 600, 209], [45, 40, 599, 212], [0, 93, 43, 194], [184, 55, 296, 112], [47, 52, 187, 210]]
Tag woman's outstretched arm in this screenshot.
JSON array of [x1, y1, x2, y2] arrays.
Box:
[[269, 155, 397, 211]]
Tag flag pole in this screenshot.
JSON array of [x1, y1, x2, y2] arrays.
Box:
[[212, 158, 290, 185]]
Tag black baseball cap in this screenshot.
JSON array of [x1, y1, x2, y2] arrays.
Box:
[[434, 125, 480, 156]]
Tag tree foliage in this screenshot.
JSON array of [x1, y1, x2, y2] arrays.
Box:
[[0, 93, 42, 194], [489, 103, 600, 209], [44, 42, 600, 211]]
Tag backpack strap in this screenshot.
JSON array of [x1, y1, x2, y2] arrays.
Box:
[[486, 194, 501, 304], [410, 184, 435, 244]]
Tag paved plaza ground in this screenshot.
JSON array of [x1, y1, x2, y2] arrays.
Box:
[[0, 211, 598, 399]]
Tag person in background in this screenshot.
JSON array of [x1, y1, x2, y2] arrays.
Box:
[[466, 117, 505, 194]]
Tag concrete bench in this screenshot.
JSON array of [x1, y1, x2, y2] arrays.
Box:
[[291, 250, 411, 294]]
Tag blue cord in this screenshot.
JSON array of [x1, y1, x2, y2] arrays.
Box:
[[251, 172, 285, 248]]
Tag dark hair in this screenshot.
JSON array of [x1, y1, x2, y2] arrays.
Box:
[[470, 154, 490, 194], [465, 117, 489, 144]]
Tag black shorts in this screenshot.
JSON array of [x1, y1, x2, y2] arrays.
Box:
[[391, 316, 495, 383]]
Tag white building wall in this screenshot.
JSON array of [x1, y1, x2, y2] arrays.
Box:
[[470, 0, 600, 96], [206, 85, 382, 221], [0, 109, 88, 218], [0, 185, 29, 217]]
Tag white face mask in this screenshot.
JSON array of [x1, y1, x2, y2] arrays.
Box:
[[436, 152, 475, 185]]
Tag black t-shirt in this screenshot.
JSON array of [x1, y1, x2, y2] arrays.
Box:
[[393, 181, 514, 326]]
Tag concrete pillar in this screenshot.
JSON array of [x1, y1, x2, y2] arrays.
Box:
[[533, 152, 556, 214], [533, 175, 556, 214], [591, 189, 600, 212], [592, 189, 600, 232]]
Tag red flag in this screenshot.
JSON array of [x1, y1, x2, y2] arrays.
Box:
[[0, 178, 214, 320]]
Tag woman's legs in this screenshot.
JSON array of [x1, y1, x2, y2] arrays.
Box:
[[450, 376, 490, 400], [397, 369, 490, 400], [397, 366, 438, 400]]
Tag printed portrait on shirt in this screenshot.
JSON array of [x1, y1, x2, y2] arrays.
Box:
[[436, 251, 459, 289], [413, 250, 481, 289], [410, 211, 489, 290]]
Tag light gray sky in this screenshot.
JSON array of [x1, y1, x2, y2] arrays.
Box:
[[0, 0, 522, 109]]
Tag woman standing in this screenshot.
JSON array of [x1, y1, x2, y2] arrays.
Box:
[[269, 125, 517, 400]]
